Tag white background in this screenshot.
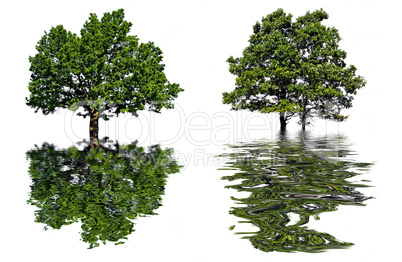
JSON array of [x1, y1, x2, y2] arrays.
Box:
[[1, 0, 401, 261]]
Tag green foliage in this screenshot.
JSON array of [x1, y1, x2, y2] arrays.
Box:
[[27, 9, 182, 120], [223, 9, 366, 127], [26, 140, 181, 248], [219, 135, 373, 252]]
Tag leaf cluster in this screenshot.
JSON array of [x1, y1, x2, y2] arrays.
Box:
[[27, 9, 183, 119], [223, 9, 366, 123]]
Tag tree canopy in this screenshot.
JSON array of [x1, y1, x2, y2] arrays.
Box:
[[26, 9, 183, 141], [223, 9, 366, 130], [26, 140, 181, 248]]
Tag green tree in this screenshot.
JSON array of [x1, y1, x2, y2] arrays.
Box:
[[27, 9, 183, 143], [223, 9, 365, 130], [26, 139, 181, 248]]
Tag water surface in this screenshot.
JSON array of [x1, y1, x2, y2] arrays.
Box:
[[219, 132, 373, 253], [26, 139, 181, 248]]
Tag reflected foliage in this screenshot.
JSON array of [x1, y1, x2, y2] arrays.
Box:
[[26, 140, 181, 248], [220, 134, 372, 253]]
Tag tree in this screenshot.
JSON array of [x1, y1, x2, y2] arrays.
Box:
[[26, 140, 181, 248], [223, 9, 366, 130], [27, 9, 183, 143]]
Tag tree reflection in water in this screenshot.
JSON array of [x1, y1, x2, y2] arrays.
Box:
[[26, 139, 181, 248], [220, 133, 373, 253]]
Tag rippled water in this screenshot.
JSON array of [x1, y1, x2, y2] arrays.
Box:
[[26, 139, 181, 248], [219, 133, 373, 253]]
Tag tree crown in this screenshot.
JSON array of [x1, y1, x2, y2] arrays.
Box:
[[223, 8, 365, 125], [27, 9, 183, 120]]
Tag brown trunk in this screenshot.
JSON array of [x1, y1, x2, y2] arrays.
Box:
[[280, 112, 287, 131], [89, 108, 99, 148]]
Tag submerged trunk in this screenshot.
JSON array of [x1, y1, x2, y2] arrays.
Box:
[[301, 111, 307, 131], [280, 112, 287, 131], [301, 117, 306, 131], [301, 97, 308, 131], [89, 108, 99, 148]]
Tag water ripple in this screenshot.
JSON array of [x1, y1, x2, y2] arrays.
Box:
[[219, 134, 373, 253]]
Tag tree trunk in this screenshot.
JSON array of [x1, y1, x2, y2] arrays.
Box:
[[301, 112, 306, 131], [280, 112, 287, 131], [301, 97, 308, 131], [89, 108, 99, 147]]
